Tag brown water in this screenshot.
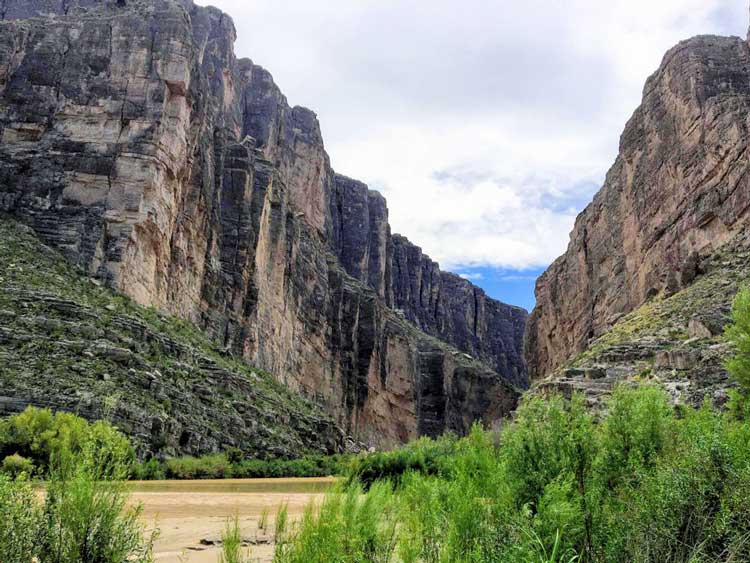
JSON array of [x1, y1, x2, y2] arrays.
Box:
[[132, 477, 335, 563]]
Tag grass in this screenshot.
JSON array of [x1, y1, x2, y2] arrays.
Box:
[[220, 515, 251, 563], [274, 384, 750, 563], [0, 414, 155, 563]]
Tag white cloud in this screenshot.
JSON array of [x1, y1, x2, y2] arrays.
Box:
[[198, 0, 746, 270], [459, 272, 484, 281]]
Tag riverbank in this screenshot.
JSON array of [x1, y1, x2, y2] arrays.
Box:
[[131, 477, 336, 563]]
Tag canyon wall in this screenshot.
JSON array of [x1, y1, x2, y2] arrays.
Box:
[[526, 34, 750, 379], [0, 0, 524, 447]]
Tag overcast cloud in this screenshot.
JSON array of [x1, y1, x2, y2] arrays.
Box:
[[197, 0, 746, 275]]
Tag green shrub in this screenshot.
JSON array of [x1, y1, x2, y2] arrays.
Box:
[[726, 286, 750, 417], [1, 453, 34, 478], [38, 427, 154, 563], [132, 458, 166, 480], [0, 410, 154, 563], [279, 385, 750, 563], [0, 406, 129, 477], [135, 452, 352, 480], [345, 434, 458, 489], [275, 482, 397, 563], [164, 453, 232, 479]]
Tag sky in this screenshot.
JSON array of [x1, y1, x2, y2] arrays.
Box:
[[197, 0, 747, 311]]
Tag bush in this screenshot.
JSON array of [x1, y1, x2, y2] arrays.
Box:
[[0, 406, 129, 477], [275, 481, 397, 563], [164, 453, 232, 479], [1, 453, 34, 478], [726, 286, 750, 417], [132, 458, 166, 480], [278, 385, 750, 563], [0, 409, 155, 563], [134, 452, 352, 480], [38, 439, 154, 563], [345, 434, 458, 489]]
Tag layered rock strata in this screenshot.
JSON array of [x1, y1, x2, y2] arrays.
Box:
[[527, 34, 750, 380], [0, 0, 524, 446]]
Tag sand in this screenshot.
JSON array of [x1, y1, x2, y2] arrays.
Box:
[[131, 477, 335, 563]]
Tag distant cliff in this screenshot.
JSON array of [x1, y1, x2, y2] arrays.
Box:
[[0, 0, 524, 448], [526, 30, 750, 405]]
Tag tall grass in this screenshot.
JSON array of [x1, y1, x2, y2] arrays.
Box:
[[0, 413, 156, 563], [219, 515, 250, 563], [274, 482, 397, 563], [0, 475, 39, 563], [274, 385, 750, 563]]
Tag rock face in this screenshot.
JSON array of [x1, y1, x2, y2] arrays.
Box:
[[0, 0, 524, 447], [526, 34, 750, 380], [0, 218, 351, 459], [329, 175, 528, 388]]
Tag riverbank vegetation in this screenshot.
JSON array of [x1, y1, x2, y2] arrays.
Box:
[[275, 385, 750, 563], [0, 412, 154, 563], [132, 451, 352, 480], [272, 288, 750, 563], [0, 406, 351, 481], [2, 289, 750, 562]]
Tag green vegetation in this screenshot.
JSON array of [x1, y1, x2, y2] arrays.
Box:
[[345, 435, 458, 489], [132, 452, 352, 480], [0, 406, 132, 478], [725, 285, 750, 418], [220, 515, 251, 563], [0, 408, 154, 563], [276, 385, 750, 563], [0, 217, 339, 459]]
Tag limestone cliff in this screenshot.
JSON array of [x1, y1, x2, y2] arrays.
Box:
[[0, 0, 523, 448], [526, 31, 750, 400]]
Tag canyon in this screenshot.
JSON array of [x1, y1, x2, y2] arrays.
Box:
[[526, 32, 750, 405], [0, 0, 525, 454]]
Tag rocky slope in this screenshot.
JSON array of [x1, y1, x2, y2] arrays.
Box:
[[0, 0, 524, 448], [0, 217, 349, 459], [527, 33, 750, 380]]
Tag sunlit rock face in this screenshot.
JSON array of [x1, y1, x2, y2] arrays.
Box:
[[526, 34, 750, 381], [0, 0, 525, 446]]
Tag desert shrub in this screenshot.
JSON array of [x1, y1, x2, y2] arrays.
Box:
[[136, 452, 352, 480], [1, 453, 34, 478], [0, 408, 154, 563], [345, 434, 459, 489], [726, 286, 750, 418], [0, 406, 129, 477], [278, 385, 750, 563], [164, 453, 232, 479], [132, 457, 166, 480], [726, 286, 750, 387], [37, 425, 154, 563]]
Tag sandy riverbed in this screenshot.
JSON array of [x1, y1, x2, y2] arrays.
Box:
[[130, 477, 335, 563]]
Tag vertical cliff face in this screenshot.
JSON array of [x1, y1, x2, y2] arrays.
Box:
[[0, 0, 524, 446], [526, 34, 750, 380], [330, 175, 528, 388]]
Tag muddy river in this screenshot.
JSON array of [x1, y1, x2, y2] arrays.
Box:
[[130, 477, 335, 563]]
